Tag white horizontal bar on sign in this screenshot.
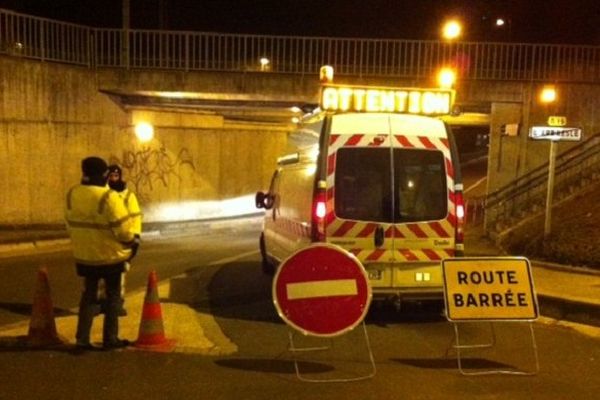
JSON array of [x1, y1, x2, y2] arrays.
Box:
[[286, 279, 358, 300]]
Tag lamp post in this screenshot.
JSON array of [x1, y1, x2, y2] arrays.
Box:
[[540, 85, 558, 238]]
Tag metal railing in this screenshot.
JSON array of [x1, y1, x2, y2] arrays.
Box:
[[485, 134, 600, 231], [1, 8, 599, 82]]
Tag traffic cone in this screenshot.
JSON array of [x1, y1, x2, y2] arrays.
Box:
[[134, 270, 176, 352], [27, 267, 66, 347]]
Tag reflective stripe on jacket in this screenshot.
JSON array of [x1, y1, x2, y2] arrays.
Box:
[[65, 184, 135, 266], [121, 188, 142, 235]]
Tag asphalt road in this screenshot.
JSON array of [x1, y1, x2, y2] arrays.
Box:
[[0, 228, 599, 399], [0, 229, 258, 327], [0, 230, 600, 400]]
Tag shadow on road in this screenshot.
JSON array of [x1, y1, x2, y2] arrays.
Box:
[[214, 358, 334, 374], [195, 260, 448, 327], [390, 357, 514, 370]]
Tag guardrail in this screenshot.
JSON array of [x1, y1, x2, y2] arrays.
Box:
[[1, 8, 599, 82], [485, 134, 600, 231]]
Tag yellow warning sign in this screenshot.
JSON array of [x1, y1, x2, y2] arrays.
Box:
[[442, 257, 538, 321], [548, 116, 567, 127]]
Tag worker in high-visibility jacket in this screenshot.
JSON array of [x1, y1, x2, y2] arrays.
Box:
[[65, 156, 137, 350], [95, 164, 143, 316]]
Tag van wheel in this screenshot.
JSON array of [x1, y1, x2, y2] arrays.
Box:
[[259, 234, 275, 276]]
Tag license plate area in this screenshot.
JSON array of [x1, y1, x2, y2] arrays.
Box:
[[368, 269, 383, 280]]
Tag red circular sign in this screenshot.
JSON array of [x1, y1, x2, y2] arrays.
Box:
[[273, 244, 372, 337]]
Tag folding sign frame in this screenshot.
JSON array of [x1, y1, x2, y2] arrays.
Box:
[[287, 321, 376, 383], [442, 257, 540, 376]]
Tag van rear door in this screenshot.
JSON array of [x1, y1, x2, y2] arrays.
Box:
[[325, 114, 395, 288], [388, 115, 457, 291], [326, 113, 458, 293]]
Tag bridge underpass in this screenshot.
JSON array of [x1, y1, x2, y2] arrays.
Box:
[[1, 8, 599, 229]]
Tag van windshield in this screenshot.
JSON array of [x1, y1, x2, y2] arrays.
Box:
[[334, 147, 447, 223]]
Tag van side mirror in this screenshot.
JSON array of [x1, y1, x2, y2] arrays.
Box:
[[255, 192, 266, 209], [256, 191, 275, 210]]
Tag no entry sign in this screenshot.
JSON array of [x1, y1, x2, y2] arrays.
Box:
[[273, 244, 372, 337]]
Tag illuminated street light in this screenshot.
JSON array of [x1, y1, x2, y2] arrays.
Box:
[[135, 122, 154, 142], [437, 68, 456, 88], [442, 20, 462, 40], [494, 16, 512, 41], [259, 57, 270, 71], [540, 86, 557, 103]]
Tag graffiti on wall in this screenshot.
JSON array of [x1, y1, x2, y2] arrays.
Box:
[[110, 145, 196, 202]]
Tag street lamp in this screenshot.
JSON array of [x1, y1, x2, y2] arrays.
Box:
[[259, 57, 270, 72], [442, 20, 462, 41], [437, 67, 456, 89], [494, 17, 512, 41], [540, 86, 557, 104], [135, 122, 154, 142]]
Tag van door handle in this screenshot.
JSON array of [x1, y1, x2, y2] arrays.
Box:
[[374, 226, 385, 247]]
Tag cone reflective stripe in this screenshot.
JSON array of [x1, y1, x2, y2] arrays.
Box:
[[135, 270, 175, 351], [27, 267, 65, 347]]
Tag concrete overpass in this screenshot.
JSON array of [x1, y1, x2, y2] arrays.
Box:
[[1, 8, 599, 228]]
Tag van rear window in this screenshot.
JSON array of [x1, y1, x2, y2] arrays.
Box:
[[334, 148, 447, 223]]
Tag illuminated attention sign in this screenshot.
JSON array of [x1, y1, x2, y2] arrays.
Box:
[[320, 85, 454, 115]]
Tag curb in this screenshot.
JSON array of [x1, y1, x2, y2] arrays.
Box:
[[531, 260, 600, 276], [537, 294, 600, 328], [0, 239, 71, 258]]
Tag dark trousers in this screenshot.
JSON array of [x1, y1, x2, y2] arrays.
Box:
[[76, 269, 122, 345]]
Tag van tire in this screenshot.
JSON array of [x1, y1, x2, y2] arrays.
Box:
[[259, 233, 275, 276]]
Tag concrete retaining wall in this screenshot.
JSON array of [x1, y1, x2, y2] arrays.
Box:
[[1, 55, 599, 226], [0, 57, 289, 225]]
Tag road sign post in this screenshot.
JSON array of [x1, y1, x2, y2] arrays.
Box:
[[529, 126, 583, 238], [273, 243, 374, 381], [545, 140, 558, 237]]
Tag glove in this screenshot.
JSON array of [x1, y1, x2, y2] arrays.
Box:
[[129, 235, 141, 260]]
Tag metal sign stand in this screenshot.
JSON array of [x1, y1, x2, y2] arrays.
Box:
[[442, 257, 541, 376], [273, 244, 375, 383], [287, 321, 376, 383], [452, 321, 540, 376]]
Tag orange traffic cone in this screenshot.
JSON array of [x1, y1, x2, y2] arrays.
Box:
[[134, 270, 176, 352], [27, 267, 66, 347]]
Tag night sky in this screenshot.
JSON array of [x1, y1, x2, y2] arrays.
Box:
[[1, 0, 599, 44]]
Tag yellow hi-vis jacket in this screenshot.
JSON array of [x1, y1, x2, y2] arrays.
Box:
[[119, 188, 142, 236], [65, 184, 136, 265]]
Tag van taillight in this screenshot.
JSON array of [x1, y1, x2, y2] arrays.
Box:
[[455, 189, 465, 255], [311, 189, 327, 242]]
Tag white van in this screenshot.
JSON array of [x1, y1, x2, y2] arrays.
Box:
[[256, 82, 464, 303]]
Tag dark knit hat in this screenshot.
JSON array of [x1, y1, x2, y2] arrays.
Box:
[[81, 157, 108, 177], [108, 164, 122, 176]]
